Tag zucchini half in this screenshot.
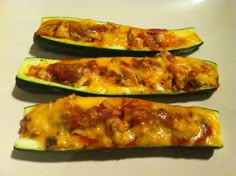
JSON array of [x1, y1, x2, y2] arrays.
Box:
[[34, 17, 203, 57], [14, 94, 223, 151], [15, 55, 219, 96]]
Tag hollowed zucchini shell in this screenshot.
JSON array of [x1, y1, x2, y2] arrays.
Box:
[[15, 56, 219, 96], [34, 17, 203, 57], [14, 95, 223, 151]]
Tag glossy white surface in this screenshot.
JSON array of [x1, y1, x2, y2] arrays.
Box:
[[0, 0, 235, 175]]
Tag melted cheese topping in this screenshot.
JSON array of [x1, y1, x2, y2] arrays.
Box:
[[35, 17, 203, 51], [18, 94, 223, 150], [21, 54, 219, 95]]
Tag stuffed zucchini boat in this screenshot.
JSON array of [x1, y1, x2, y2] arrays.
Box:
[[14, 94, 223, 151], [15, 53, 219, 96], [16, 54, 219, 96], [34, 17, 203, 57]]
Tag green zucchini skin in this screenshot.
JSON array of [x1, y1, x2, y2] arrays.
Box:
[[34, 34, 203, 57], [15, 76, 217, 97], [15, 57, 218, 96], [14, 142, 222, 152], [15, 77, 94, 96]]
